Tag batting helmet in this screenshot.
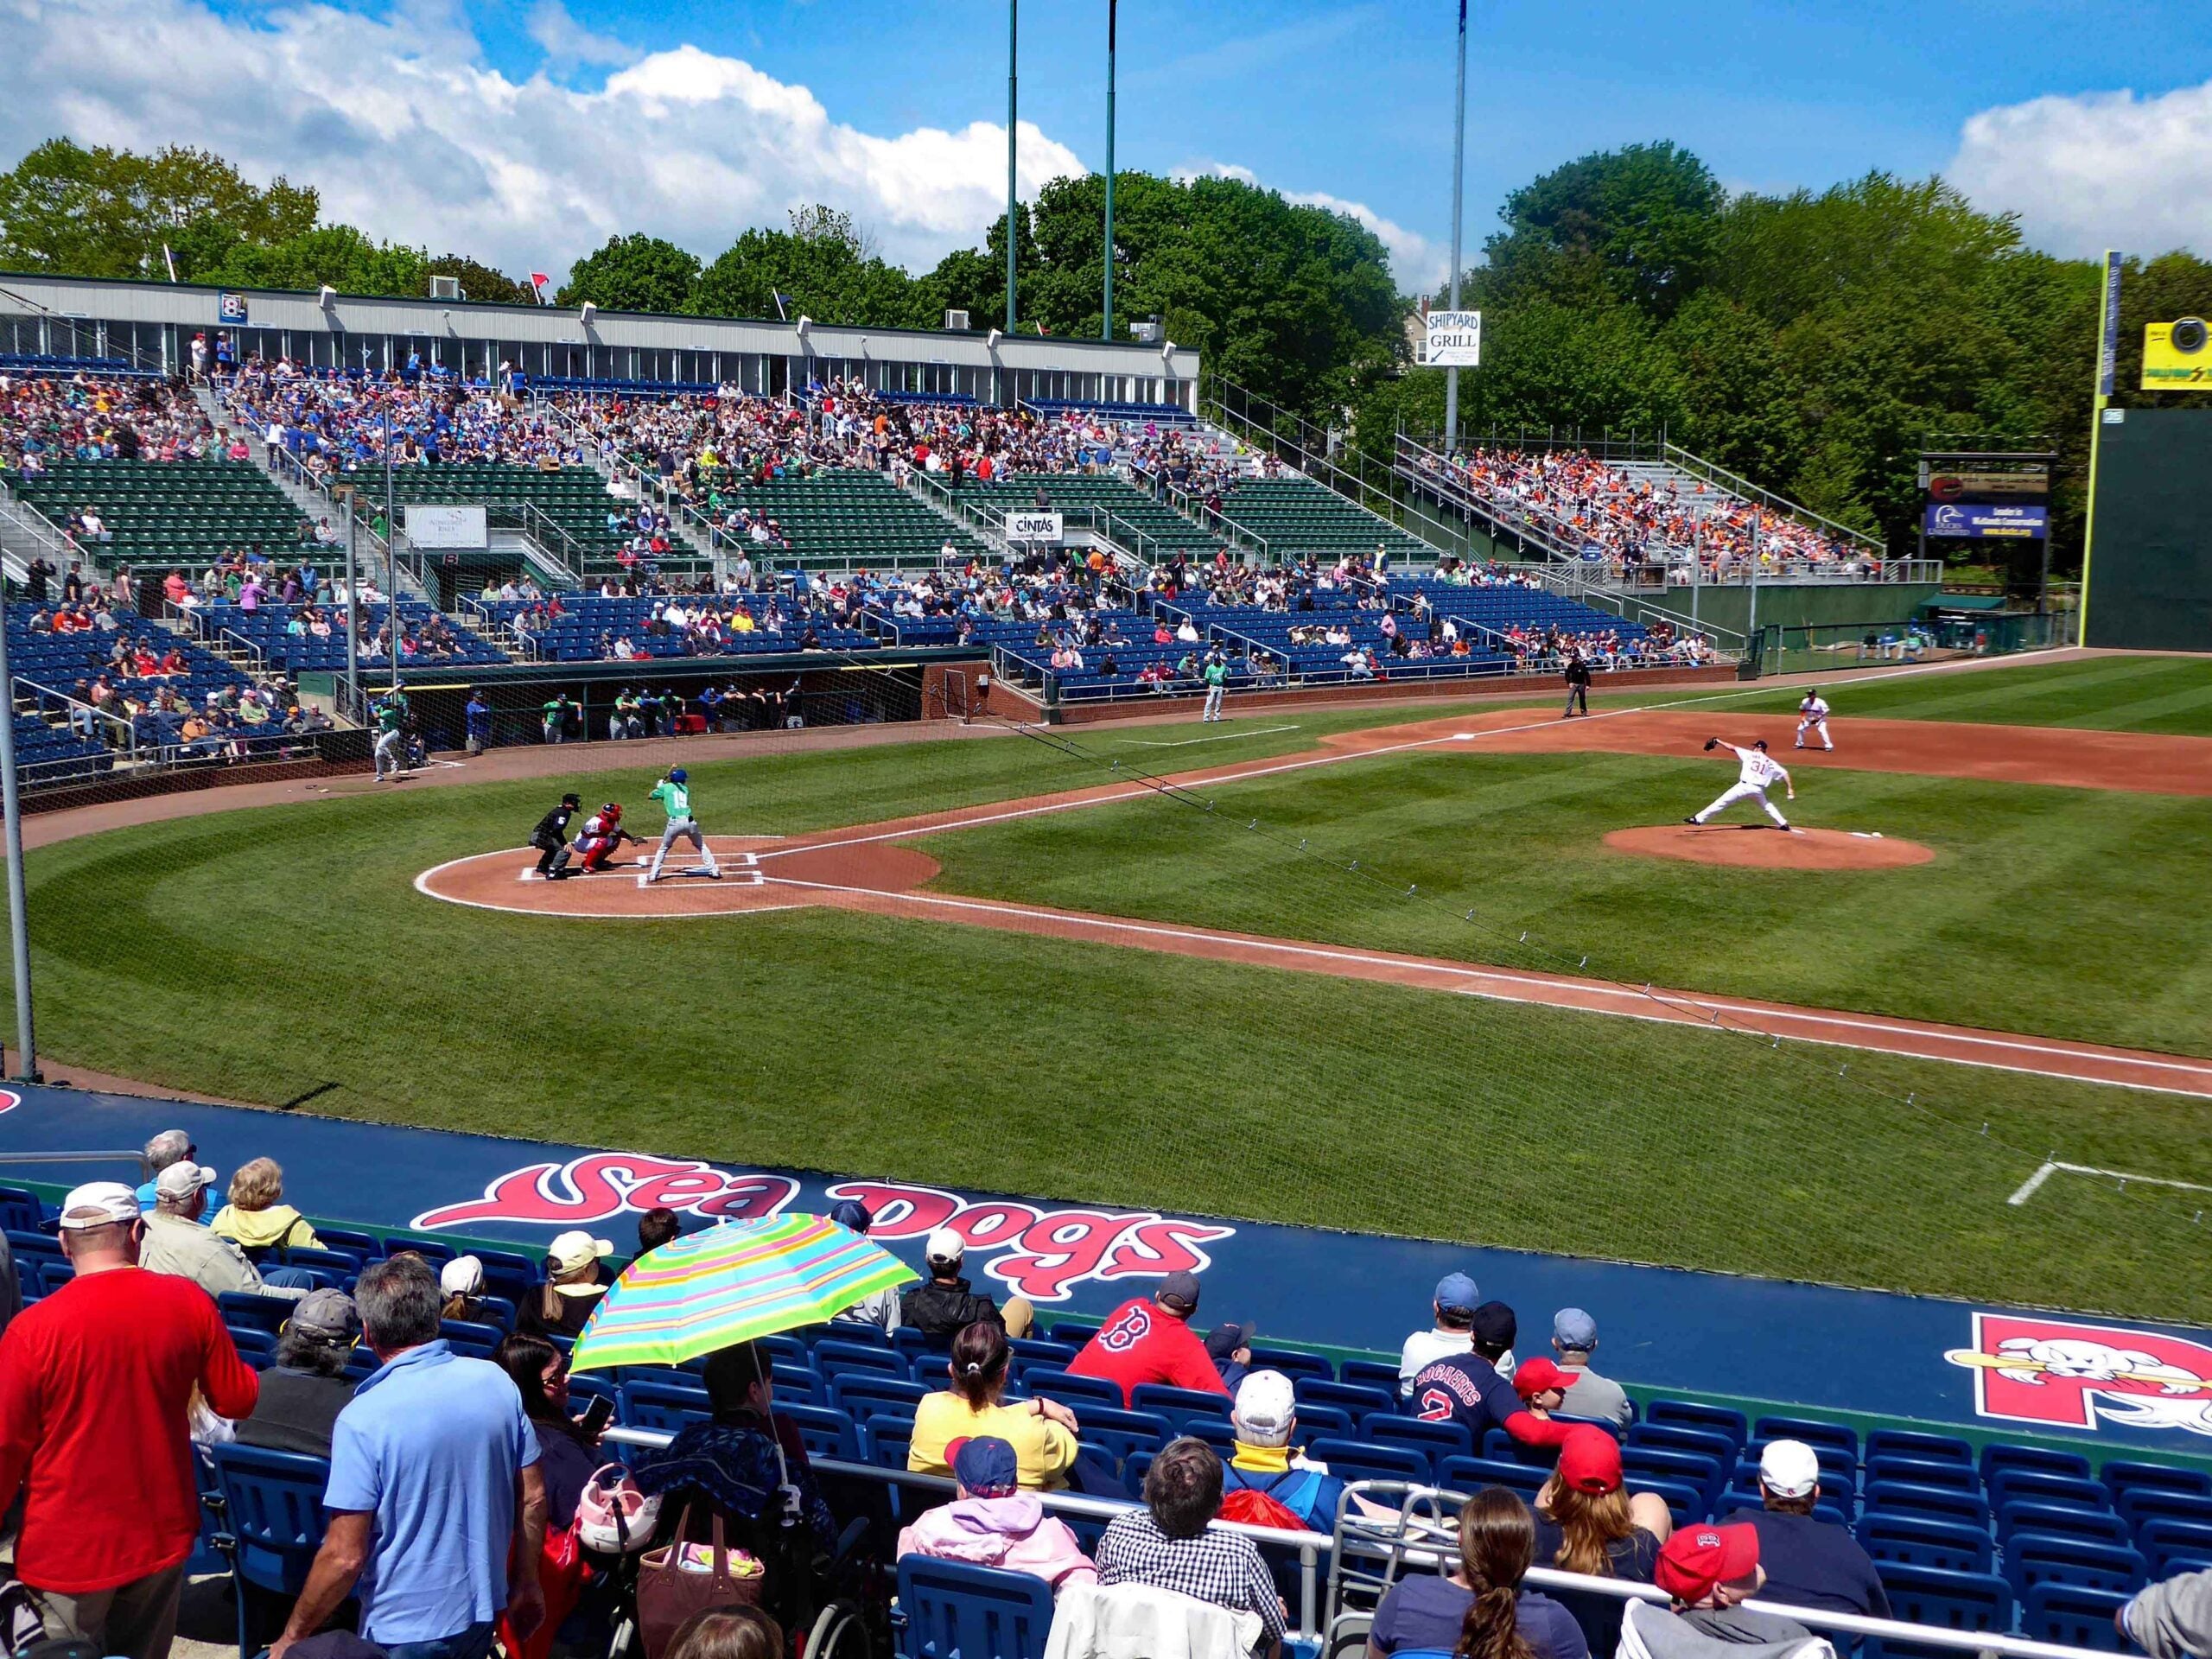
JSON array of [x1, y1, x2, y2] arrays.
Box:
[[668, 766, 687, 784]]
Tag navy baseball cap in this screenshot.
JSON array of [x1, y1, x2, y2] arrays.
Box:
[[1157, 1270, 1201, 1312], [1434, 1273, 1479, 1313], [1473, 1300, 1518, 1348], [829, 1199, 872, 1234], [949, 1436, 1020, 1498], [1554, 1307, 1599, 1350]]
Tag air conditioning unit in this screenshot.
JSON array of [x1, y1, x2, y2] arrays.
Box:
[[429, 275, 462, 301], [945, 308, 971, 332], [1128, 318, 1163, 344]]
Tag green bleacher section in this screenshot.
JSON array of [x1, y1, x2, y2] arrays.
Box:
[[731, 468, 992, 573], [10, 461, 312, 576], [1218, 475, 1432, 563], [368, 465, 657, 580], [955, 473, 1222, 560]]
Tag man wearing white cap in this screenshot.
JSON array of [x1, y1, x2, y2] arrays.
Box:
[[899, 1228, 1003, 1343], [1743, 1439, 1890, 1618], [0, 1181, 261, 1659], [140, 1159, 266, 1299], [1220, 1370, 1345, 1532]]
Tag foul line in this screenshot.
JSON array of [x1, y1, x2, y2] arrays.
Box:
[[1117, 724, 1304, 747], [2009, 1160, 2212, 1206]]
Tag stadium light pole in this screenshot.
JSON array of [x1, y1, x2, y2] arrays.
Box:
[[1103, 0, 1117, 342], [343, 499, 360, 713], [384, 409, 399, 696], [1443, 0, 1467, 446], [0, 601, 37, 1082], [1007, 0, 1020, 338]]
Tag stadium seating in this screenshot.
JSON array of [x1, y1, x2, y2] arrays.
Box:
[[10, 460, 316, 573], [474, 591, 874, 662], [953, 472, 1220, 559], [1216, 475, 1433, 563], [896, 1556, 1056, 1659], [719, 468, 991, 573], [191, 599, 508, 672]]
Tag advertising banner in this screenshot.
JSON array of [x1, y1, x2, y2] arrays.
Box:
[[1923, 503, 2049, 540], [1004, 511, 1064, 543], [1424, 309, 1483, 368], [404, 505, 490, 550], [1925, 463, 2050, 503]]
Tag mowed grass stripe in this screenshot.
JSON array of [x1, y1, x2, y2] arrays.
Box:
[[1713, 654, 2212, 735]]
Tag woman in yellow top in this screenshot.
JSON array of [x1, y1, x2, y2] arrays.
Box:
[[207, 1157, 325, 1259], [909, 1320, 1081, 1491]]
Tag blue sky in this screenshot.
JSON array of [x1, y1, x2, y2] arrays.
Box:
[[10, 0, 2212, 283]]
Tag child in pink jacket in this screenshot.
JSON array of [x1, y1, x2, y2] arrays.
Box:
[[897, 1436, 1098, 1595]]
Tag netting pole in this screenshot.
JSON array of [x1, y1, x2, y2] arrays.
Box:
[[0, 601, 38, 1081], [344, 497, 361, 714]]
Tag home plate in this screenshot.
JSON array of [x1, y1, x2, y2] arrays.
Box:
[[639, 851, 764, 887]]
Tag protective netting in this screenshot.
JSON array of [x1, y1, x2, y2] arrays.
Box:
[[6, 645, 2207, 1328]]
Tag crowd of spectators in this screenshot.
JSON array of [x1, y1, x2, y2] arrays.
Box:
[[225, 357, 586, 476], [0, 371, 219, 474], [5, 1137, 2202, 1659], [1418, 447, 1873, 579]]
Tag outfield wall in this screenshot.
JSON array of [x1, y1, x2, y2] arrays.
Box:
[[2086, 407, 2212, 652]]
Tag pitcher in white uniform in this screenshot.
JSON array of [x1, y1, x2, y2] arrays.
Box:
[[1796, 690, 1834, 751], [1688, 737, 1795, 830], [646, 766, 722, 882]]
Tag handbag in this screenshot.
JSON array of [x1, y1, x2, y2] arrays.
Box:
[[635, 1504, 764, 1659], [497, 1522, 589, 1659]]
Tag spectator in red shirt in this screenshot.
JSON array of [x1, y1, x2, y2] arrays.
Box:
[[1065, 1270, 1229, 1406], [0, 1180, 261, 1659]]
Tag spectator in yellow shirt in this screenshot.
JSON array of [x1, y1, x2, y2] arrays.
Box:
[[910, 1321, 1081, 1491]]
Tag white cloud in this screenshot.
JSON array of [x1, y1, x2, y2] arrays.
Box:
[[1173, 162, 1446, 294], [525, 0, 639, 69], [1950, 80, 2212, 257], [0, 0, 1086, 283]]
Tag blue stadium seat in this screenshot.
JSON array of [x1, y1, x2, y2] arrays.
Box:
[[343, 1345, 380, 1380], [437, 1319, 503, 1359], [1644, 1400, 1749, 1451], [228, 1327, 277, 1366], [568, 1374, 618, 1414], [270, 1245, 365, 1275], [771, 1363, 823, 1404], [1044, 1317, 1101, 1347], [830, 1375, 931, 1422], [1307, 1436, 1428, 1484], [2107, 1462, 2212, 1503], [1130, 1384, 1235, 1430], [2021, 1583, 2132, 1652], [471, 1248, 542, 1308], [378, 1233, 456, 1264], [212, 1444, 331, 1658], [1624, 1447, 1725, 1513], [1866, 1429, 1972, 1466], [619, 1379, 711, 1433], [1999, 1503, 2132, 1548], [0, 1185, 47, 1233], [1179, 1418, 1239, 1457], [896, 1557, 1056, 1659], [1015, 1368, 1126, 1409], [1717, 1495, 1853, 1529], [1245, 1344, 1334, 1384], [781, 1402, 861, 1460], [861, 1413, 916, 1471], [315, 1226, 381, 1260], [823, 1320, 892, 1351], [1855, 1513, 1994, 1574], [1753, 1415, 1859, 1461], [2003, 1534, 2148, 1597], [1438, 1455, 1548, 1502], [1981, 1442, 2092, 1486], [1361, 1414, 1474, 1464], [1008, 1337, 1079, 1368], [2119, 1490, 2212, 1534], [1636, 1478, 1710, 1531], [1071, 1407, 1172, 1468], [218, 1291, 296, 1335], [1628, 1423, 1740, 1467], [1294, 1404, 1354, 1440], [1339, 1359, 1404, 1397], [2140, 1518, 2212, 1576], [1864, 1482, 1991, 1530], [1482, 1427, 1565, 1469], [1865, 1456, 1979, 1496], [760, 1332, 810, 1367], [815, 1338, 907, 1382], [1298, 1378, 1397, 1417], [1866, 1565, 2013, 1659], [1987, 1471, 2113, 1516]]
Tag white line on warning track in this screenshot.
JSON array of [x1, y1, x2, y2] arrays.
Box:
[[1116, 724, 1304, 748]]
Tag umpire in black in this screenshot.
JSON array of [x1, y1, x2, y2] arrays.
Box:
[[1561, 651, 1592, 719], [530, 791, 582, 877]]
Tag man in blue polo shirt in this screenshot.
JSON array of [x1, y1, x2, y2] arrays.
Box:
[[270, 1257, 545, 1659]]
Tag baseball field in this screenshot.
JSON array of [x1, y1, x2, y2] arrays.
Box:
[[16, 651, 2212, 1325]]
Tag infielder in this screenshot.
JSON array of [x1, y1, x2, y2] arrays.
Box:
[[548, 801, 642, 880], [1688, 737, 1795, 830], [645, 766, 721, 883], [1796, 690, 1834, 751], [1200, 652, 1229, 722]]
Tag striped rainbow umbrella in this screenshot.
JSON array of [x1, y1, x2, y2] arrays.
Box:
[[567, 1214, 919, 1373]]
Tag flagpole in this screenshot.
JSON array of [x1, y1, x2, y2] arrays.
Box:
[[1444, 0, 1467, 446], [1007, 0, 1020, 335], [1103, 0, 1116, 342]]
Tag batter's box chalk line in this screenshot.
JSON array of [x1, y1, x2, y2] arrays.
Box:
[[2009, 1159, 2212, 1207], [639, 850, 762, 887]]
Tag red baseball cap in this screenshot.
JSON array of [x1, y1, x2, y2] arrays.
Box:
[[1514, 1357, 1572, 1399], [1656, 1523, 1761, 1603], [1555, 1426, 1623, 1493]]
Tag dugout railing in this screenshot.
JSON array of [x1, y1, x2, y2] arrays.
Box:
[[601, 1427, 2130, 1656]]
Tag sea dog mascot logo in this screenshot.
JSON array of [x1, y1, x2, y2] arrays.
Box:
[[0, 1088, 17, 1116], [413, 1154, 1234, 1302], [1946, 1312, 2212, 1436]]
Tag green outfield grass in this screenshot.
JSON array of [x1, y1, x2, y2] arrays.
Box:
[[1688, 652, 2212, 735], [12, 680, 2212, 1326]]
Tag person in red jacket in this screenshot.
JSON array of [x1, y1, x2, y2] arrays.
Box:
[[1066, 1271, 1230, 1406], [0, 1180, 261, 1659]]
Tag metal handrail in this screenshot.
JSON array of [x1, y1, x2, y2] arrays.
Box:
[[12, 675, 137, 753], [1662, 441, 1884, 555], [1201, 372, 1446, 554], [1159, 476, 1271, 563], [1394, 435, 1585, 564]]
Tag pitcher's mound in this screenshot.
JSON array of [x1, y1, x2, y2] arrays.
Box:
[[1605, 824, 1936, 871]]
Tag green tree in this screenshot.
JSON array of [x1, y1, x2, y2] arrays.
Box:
[[1476, 141, 1722, 320], [691, 205, 925, 327], [555, 232, 701, 313], [0, 138, 316, 279]]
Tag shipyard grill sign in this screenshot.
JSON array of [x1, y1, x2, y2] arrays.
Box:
[[1424, 310, 1483, 368]]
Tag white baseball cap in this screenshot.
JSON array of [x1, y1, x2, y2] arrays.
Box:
[[547, 1231, 613, 1278], [1233, 1370, 1299, 1446], [59, 1181, 142, 1230], [1759, 1438, 1822, 1499], [154, 1161, 219, 1201], [440, 1255, 486, 1297], [924, 1227, 966, 1265]]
